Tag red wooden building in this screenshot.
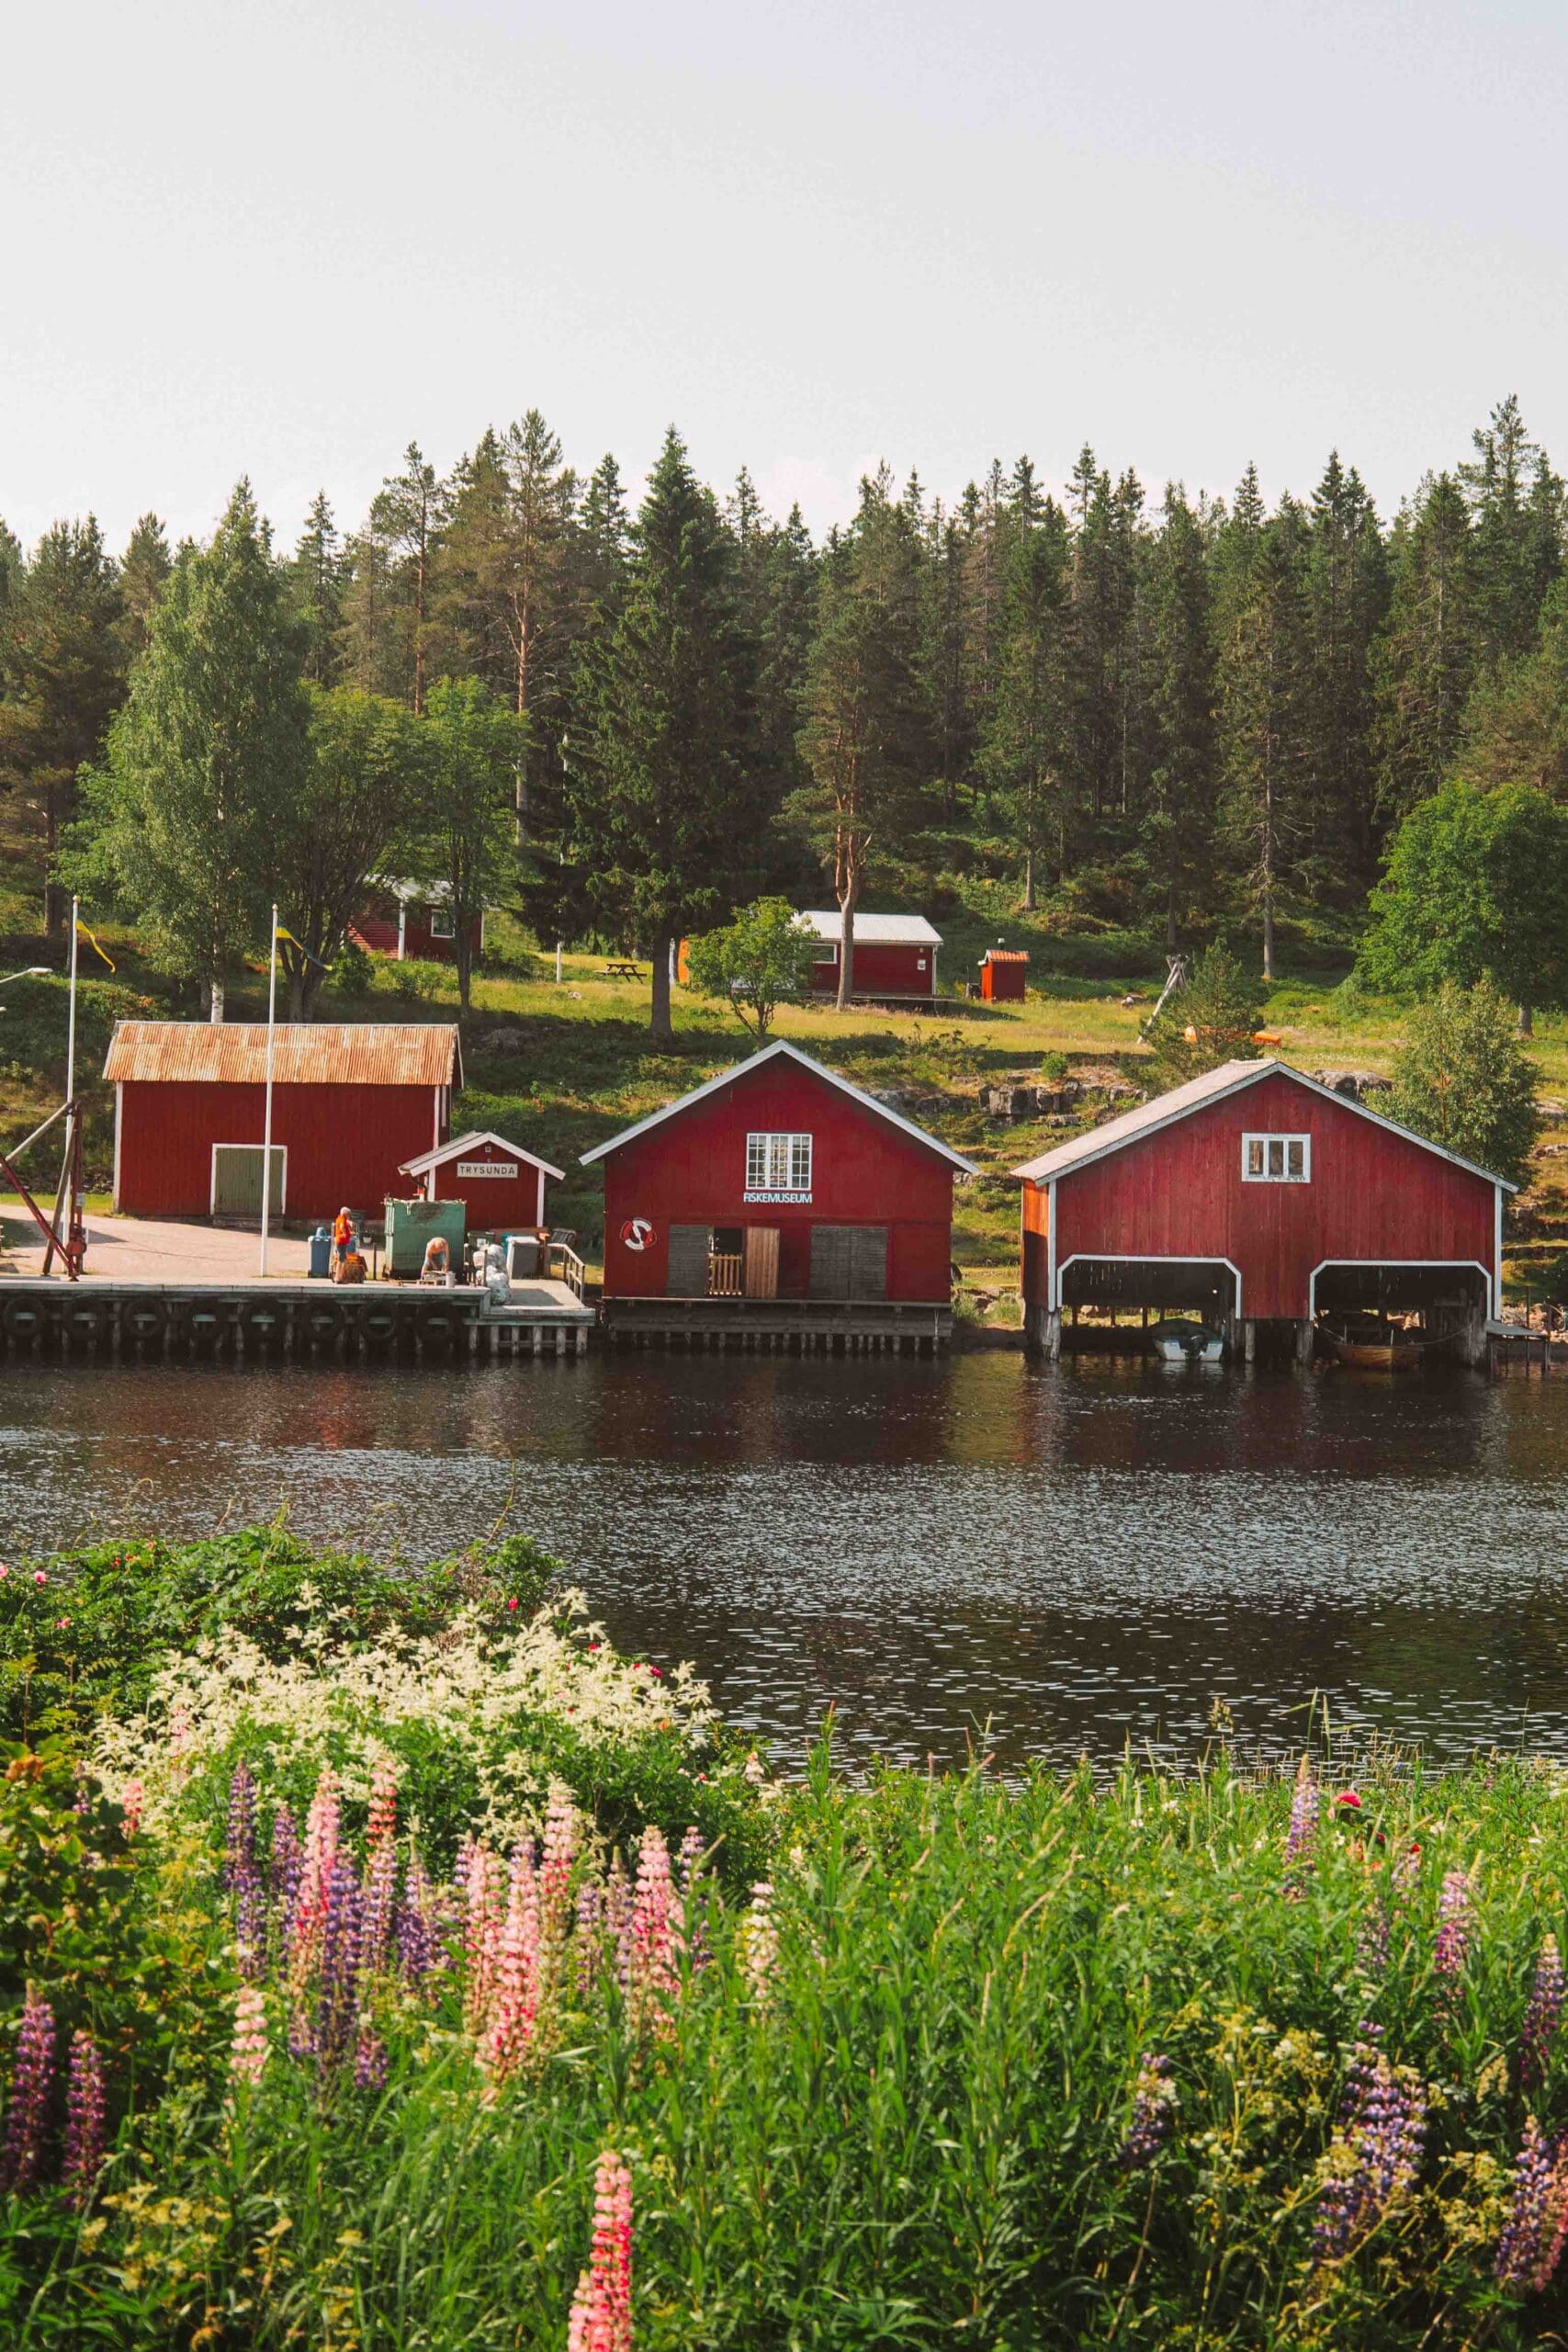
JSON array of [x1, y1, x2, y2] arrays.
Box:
[[349, 880, 484, 967], [978, 948, 1029, 1002], [581, 1039, 975, 1345], [105, 1022, 461, 1220], [799, 911, 942, 1001], [1014, 1058, 1511, 1362], [398, 1128, 564, 1232]]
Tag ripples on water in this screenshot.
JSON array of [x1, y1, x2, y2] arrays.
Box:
[[2, 1351, 1566, 1770]]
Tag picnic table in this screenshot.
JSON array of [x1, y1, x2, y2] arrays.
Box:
[[604, 960, 646, 982]]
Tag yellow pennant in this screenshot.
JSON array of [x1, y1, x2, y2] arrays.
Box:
[[75, 919, 115, 972], [276, 923, 326, 967]]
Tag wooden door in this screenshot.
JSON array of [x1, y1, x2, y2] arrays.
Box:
[[744, 1226, 780, 1299], [665, 1224, 709, 1297], [850, 1226, 888, 1299], [809, 1225, 887, 1299], [212, 1145, 284, 1217]]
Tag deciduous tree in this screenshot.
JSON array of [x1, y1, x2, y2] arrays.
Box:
[[684, 897, 818, 1039], [1387, 978, 1541, 1187]]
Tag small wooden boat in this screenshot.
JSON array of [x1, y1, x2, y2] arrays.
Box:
[[1149, 1317, 1225, 1364], [1316, 1315, 1434, 1371]]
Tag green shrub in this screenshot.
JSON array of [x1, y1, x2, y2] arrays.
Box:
[[328, 939, 374, 996], [384, 957, 447, 1002]]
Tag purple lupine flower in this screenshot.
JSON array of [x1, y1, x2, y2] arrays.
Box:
[[288, 2006, 317, 2064], [1496, 2119, 1556, 2288], [1283, 1759, 1317, 1873], [1434, 1870, 1473, 1982], [223, 1762, 257, 1892], [62, 2030, 106, 2209], [1523, 1937, 1564, 2090], [395, 1855, 438, 1985], [314, 1856, 364, 2072], [270, 1806, 302, 1945], [353, 2029, 388, 2092], [1119, 2052, 1176, 2169], [361, 1839, 397, 1977], [0, 1997, 57, 2194], [1313, 2050, 1426, 2264]]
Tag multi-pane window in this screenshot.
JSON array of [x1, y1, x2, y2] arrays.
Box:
[[745, 1132, 813, 1193], [1241, 1132, 1311, 1183], [428, 906, 456, 939]]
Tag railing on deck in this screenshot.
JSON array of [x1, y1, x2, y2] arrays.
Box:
[[547, 1241, 586, 1300], [706, 1253, 743, 1297]]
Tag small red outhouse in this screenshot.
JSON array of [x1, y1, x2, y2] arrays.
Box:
[[979, 949, 1029, 1002], [581, 1040, 974, 1326], [350, 880, 485, 967], [1014, 1057, 1511, 1360], [399, 1129, 564, 1233], [104, 1021, 460, 1220], [798, 911, 942, 1001]]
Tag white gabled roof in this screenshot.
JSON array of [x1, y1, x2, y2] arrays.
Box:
[[400, 1128, 564, 1181], [580, 1039, 977, 1173], [796, 910, 943, 947], [1012, 1057, 1516, 1191]]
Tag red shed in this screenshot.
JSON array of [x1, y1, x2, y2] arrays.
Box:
[[799, 911, 942, 1000], [1014, 1058, 1510, 1362], [581, 1040, 975, 1329], [349, 879, 485, 967], [399, 1129, 564, 1232], [979, 948, 1029, 1002], [105, 1022, 460, 1220]]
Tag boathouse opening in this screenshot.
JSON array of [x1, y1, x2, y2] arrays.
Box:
[[1311, 1260, 1492, 1360], [1054, 1256, 1238, 1351]]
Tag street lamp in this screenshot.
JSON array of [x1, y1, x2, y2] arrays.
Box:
[[0, 965, 51, 1006]]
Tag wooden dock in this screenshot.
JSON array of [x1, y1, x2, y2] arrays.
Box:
[[603, 1296, 953, 1355], [0, 1278, 595, 1363]]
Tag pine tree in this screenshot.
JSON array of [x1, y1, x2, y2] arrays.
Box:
[[418, 678, 524, 1013], [0, 516, 127, 936], [1371, 473, 1477, 818], [289, 493, 345, 686], [1214, 497, 1311, 979], [68, 482, 308, 1014], [794, 474, 931, 1008], [1461, 576, 1568, 795], [576, 453, 633, 620], [570, 428, 756, 1043], [1143, 484, 1215, 946], [979, 501, 1069, 909], [1461, 396, 1562, 672], [1302, 453, 1389, 893], [117, 514, 172, 664], [361, 443, 449, 711]]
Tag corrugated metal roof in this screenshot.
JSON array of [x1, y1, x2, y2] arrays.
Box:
[[1011, 1057, 1515, 1191], [982, 949, 1030, 963], [104, 1022, 460, 1088], [796, 910, 944, 946], [581, 1039, 977, 1173]]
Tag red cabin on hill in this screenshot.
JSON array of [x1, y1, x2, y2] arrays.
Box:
[[104, 1022, 460, 1221], [581, 1040, 975, 1347], [349, 880, 484, 967], [398, 1128, 564, 1233], [1014, 1058, 1511, 1363], [978, 948, 1029, 1002], [799, 911, 942, 1001]]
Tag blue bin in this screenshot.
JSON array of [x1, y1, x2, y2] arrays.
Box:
[[309, 1226, 333, 1279]]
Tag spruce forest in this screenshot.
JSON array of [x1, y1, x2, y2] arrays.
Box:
[[3, 393, 1565, 995]]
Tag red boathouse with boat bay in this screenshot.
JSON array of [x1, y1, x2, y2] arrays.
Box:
[[1014, 1058, 1511, 1363], [581, 1040, 975, 1348]]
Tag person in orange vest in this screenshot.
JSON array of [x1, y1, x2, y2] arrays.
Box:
[[331, 1205, 355, 1275]]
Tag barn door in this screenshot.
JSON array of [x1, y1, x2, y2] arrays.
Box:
[[809, 1226, 888, 1299], [212, 1145, 284, 1217], [743, 1226, 780, 1299], [665, 1224, 709, 1298]]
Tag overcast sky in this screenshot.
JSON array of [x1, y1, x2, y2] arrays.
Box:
[[6, 0, 1567, 554]]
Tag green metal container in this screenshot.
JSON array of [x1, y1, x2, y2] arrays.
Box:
[[384, 1196, 467, 1279]]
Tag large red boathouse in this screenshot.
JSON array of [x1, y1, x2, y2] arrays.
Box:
[[1015, 1058, 1511, 1363], [581, 1040, 975, 1349]]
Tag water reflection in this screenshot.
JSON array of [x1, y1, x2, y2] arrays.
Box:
[[2, 1353, 1566, 1770]]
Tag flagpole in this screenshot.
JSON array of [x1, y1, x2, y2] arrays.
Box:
[[260, 904, 278, 1277], [66, 896, 79, 1113]]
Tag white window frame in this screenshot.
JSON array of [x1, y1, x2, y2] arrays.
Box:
[[427, 905, 456, 940], [1240, 1131, 1311, 1183], [745, 1131, 812, 1193]]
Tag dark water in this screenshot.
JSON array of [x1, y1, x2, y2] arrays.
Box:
[[3, 1351, 1567, 1770]]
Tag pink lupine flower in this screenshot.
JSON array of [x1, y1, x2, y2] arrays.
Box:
[[0, 1564, 10, 1578], [541, 1788, 578, 1951], [290, 1763, 343, 1980], [568, 2149, 633, 2352], [231, 1984, 269, 2086], [62, 2030, 106, 2209], [367, 1756, 398, 1850], [479, 1843, 541, 2085], [119, 1780, 145, 1838], [623, 1826, 683, 2034], [463, 1843, 504, 2034], [1283, 1758, 1317, 1873], [741, 1878, 778, 2007], [1522, 1937, 1564, 2089], [1434, 1869, 1473, 1980]]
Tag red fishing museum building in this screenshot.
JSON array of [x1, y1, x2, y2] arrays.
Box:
[[581, 1040, 975, 1348]]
